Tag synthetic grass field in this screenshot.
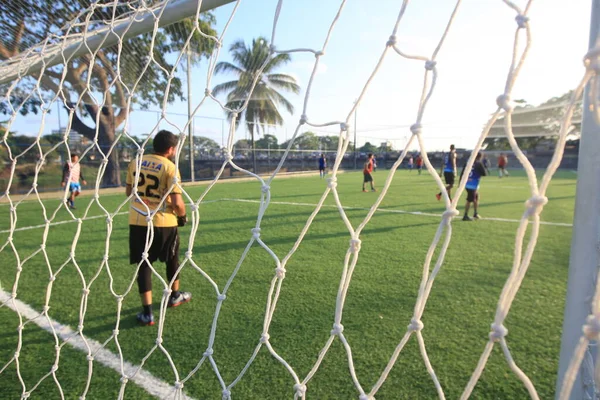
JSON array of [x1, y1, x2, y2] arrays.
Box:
[[0, 169, 575, 399]]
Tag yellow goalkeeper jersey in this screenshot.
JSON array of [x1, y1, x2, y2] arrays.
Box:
[[126, 154, 182, 227]]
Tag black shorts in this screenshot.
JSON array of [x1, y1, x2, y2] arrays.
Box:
[[466, 189, 478, 202], [319, 167, 325, 172], [129, 225, 179, 265], [444, 171, 455, 186], [363, 172, 373, 183]]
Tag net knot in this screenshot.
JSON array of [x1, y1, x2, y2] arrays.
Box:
[[86, 355, 94, 361], [251, 228, 261, 239], [163, 289, 172, 297], [82, 288, 90, 295], [525, 195, 548, 216], [217, 294, 227, 301], [115, 295, 123, 302], [410, 123, 422, 136], [142, 252, 149, 260], [260, 333, 270, 343], [269, 44, 277, 52], [51, 364, 59, 372], [294, 384, 307, 396], [77, 324, 84, 331], [204, 348, 214, 357], [225, 151, 233, 161], [145, 216, 152, 223], [204, 88, 212, 96], [359, 395, 372, 400], [327, 177, 337, 189], [42, 306, 50, 313], [515, 14, 529, 29], [261, 184, 270, 193], [172, 176, 179, 184], [425, 60, 437, 70], [113, 329, 120, 336], [386, 35, 397, 47], [94, 193, 99, 200], [222, 389, 231, 400], [408, 318, 424, 332], [101, 158, 108, 165], [300, 114, 308, 125], [137, 148, 145, 156], [40, 244, 46, 250], [175, 381, 184, 390], [331, 323, 344, 335], [185, 250, 192, 259], [349, 238, 362, 252], [496, 94, 514, 112], [315, 50, 324, 57], [103, 255, 109, 262], [22, 392, 30, 399], [489, 322, 508, 342], [32, 182, 38, 189], [14, 351, 19, 358], [340, 122, 349, 131], [583, 314, 600, 340], [191, 204, 198, 212], [155, 338, 163, 345], [275, 267, 286, 279], [120, 375, 129, 384], [442, 208, 460, 220]]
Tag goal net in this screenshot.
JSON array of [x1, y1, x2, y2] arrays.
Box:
[[0, 0, 597, 399]]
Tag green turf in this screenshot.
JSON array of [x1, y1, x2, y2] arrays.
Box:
[[0, 169, 575, 399]]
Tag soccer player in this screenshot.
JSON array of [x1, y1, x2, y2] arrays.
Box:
[[372, 155, 378, 172], [436, 144, 457, 201], [407, 155, 414, 172], [362, 153, 376, 192], [61, 153, 87, 209], [318, 153, 327, 178], [126, 130, 190, 326], [416, 154, 423, 175], [460, 152, 488, 221], [497, 152, 509, 178]]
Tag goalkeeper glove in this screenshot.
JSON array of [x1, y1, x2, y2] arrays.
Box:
[[177, 215, 187, 227]]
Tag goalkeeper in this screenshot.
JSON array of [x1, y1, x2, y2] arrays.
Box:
[[126, 130, 190, 326]]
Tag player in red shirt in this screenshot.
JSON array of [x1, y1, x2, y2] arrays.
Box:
[[416, 154, 423, 175], [362, 153, 376, 192], [497, 153, 509, 178]]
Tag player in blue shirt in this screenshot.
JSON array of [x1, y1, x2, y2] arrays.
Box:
[[460, 152, 488, 221], [436, 144, 457, 201], [318, 153, 327, 178]]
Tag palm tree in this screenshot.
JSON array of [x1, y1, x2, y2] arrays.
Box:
[[213, 37, 300, 172]]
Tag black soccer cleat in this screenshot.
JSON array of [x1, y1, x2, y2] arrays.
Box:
[[136, 312, 155, 326]]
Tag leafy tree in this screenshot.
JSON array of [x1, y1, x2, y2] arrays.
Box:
[[318, 135, 340, 151], [255, 134, 278, 149], [234, 139, 250, 151], [0, 1, 218, 186], [212, 37, 300, 172], [484, 91, 582, 151], [194, 136, 220, 155], [359, 142, 378, 153]]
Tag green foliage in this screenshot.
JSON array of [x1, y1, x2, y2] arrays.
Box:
[[359, 141, 378, 153], [255, 134, 278, 149], [213, 37, 300, 138]]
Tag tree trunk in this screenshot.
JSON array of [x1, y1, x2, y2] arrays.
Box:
[[98, 119, 120, 188], [251, 132, 257, 174]]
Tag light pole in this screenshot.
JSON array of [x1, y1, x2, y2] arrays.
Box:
[[353, 100, 358, 170], [187, 49, 195, 182]]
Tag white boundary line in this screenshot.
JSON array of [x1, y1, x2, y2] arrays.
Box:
[[221, 198, 574, 228], [0, 290, 194, 400], [0, 198, 572, 234]]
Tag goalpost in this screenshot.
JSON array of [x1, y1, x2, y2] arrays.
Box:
[[0, 0, 598, 399]]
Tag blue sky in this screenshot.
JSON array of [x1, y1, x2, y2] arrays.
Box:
[[9, 0, 592, 152]]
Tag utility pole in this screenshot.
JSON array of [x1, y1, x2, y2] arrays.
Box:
[[187, 49, 195, 182], [354, 100, 358, 170]]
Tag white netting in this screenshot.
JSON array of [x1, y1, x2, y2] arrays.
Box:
[[0, 0, 597, 399]]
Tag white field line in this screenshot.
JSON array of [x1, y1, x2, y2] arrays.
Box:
[[0, 290, 195, 400], [0, 198, 572, 234], [220, 198, 574, 228]]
